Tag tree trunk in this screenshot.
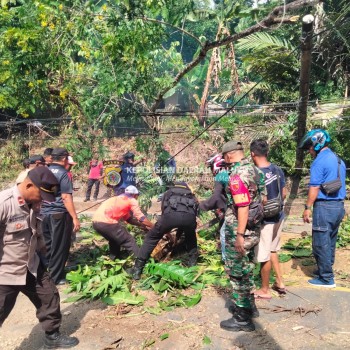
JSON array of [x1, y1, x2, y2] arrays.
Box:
[[198, 23, 222, 126], [287, 14, 314, 215]]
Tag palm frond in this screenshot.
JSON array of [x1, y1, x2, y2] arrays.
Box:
[[237, 32, 294, 52]]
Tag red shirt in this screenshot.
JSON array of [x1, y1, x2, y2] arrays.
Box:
[[92, 194, 145, 224], [89, 161, 103, 179]]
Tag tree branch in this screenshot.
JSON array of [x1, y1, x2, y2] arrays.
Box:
[[138, 16, 202, 45], [149, 0, 320, 113], [48, 85, 84, 116]]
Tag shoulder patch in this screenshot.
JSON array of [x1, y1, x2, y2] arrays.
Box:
[[229, 174, 251, 206]]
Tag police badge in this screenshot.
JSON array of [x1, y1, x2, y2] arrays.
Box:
[[102, 160, 123, 186]]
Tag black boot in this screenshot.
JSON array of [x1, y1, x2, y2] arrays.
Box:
[[187, 248, 199, 267], [132, 258, 146, 280], [229, 300, 259, 318], [44, 331, 79, 349], [220, 306, 255, 332]]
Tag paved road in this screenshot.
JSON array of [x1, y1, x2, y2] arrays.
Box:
[[1, 284, 349, 350]]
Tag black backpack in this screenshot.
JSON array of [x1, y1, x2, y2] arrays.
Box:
[[163, 185, 198, 215]]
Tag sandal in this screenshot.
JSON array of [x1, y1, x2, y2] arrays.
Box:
[[254, 293, 272, 300], [271, 284, 287, 295]]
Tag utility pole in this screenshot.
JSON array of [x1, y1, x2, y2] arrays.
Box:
[[295, 14, 314, 173]]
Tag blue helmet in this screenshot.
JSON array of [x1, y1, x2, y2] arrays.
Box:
[[298, 129, 331, 152]]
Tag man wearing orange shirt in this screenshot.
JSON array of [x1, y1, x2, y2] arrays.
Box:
[[92, 185, 153, 260]]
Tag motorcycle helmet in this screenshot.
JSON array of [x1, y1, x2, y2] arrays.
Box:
[[205, 153, 224, 175], [298, 129, 330, 152]]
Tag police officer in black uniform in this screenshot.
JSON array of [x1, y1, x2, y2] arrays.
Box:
[[132, 182, 198, 280]]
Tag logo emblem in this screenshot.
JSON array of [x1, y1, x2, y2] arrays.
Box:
[[103, 166, 122, 186]]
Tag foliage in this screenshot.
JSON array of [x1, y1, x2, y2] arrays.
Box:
[[0, 135, 29, 186], [136, 164, 164, 212], [0, 0, 187, 121], [102, 291, 145, 306], [64, 257, 132, 302], [64, 219, 228, 312], [311, 0, 350, 99], [337, 216, 350, 248], [0, 0, 327, 130], [268, 112, 300, 176], [144, 292, 202, 315], [142, 261, 198, 289], [280, 217, 350, 261], [64, 127, 108, 169]]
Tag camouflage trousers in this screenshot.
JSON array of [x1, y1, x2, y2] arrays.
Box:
[[224, 208, 260, 309]]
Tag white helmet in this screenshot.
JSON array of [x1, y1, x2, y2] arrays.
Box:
[[125, 185, 139, 195]]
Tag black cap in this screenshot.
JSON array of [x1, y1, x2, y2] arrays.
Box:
[[51, 148, 69, 157], [27, 167, 59, 202], [29, 155, 45, 164], [123, 151, 135, 159]]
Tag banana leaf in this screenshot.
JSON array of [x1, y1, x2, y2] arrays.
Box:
[[278, 254, 292, 263], [145, 262, 197, 288], [292, 249, 313, 258], [102, 291, 146, 305]]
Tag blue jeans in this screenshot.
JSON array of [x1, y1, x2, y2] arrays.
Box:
[[312, 201, 345, 283]]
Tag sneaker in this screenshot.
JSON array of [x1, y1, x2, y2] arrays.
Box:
[[83, 198, 90, 202], [44, 331, 79, 349], [308, 278, 336, 288]]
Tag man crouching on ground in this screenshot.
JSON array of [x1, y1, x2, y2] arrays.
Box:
[[0, 167, 79, 349]]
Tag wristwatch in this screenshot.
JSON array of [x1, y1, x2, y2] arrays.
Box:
[[304, 204, 311, 210]]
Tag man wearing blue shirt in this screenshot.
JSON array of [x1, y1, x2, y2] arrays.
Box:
[[299, 129, 346, 288], [250, 139, 287, 299], [114, 152, 144, 195]]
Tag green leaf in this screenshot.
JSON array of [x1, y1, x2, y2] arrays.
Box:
[[292, 249, 313, 258], [102, 291, 146, 305], [142, 339, 155, 348], [145, 262, 196, 288], [143, 306, 162, 315], [278, 254, 292, 263], [183, 293, 201, 307], [160, 333, 169, 340], [203, 335, 211, 345]]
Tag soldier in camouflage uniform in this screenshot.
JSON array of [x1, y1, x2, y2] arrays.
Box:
[[219, 140, 266, 332]]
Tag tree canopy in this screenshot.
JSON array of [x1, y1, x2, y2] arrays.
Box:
[[1, 0, 348, 130]]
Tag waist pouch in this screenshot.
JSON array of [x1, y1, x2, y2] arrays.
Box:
[[247, 201, 264, 230], [263, 198, 282, 218], [232, 201, 264, 231], [321, 178, 342, 195]]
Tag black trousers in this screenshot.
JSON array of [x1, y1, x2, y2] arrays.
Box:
[[137, 211, 197, 261], [0, 266, 61, 332], [93, 221, 139, 257], [42, 212, 73, 284], [85, 178, 100, 200]]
